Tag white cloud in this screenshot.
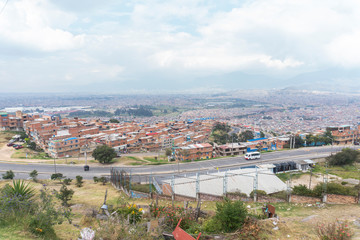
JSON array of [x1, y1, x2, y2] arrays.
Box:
[[2, 0, 360, 92], [0, 0, 84, 51], [325, 31, 360, 67]]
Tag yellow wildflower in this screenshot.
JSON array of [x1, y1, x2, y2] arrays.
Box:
[[133, 204, 136, 208], [139, 208, 143, 212], [132, 210, 135, 214]]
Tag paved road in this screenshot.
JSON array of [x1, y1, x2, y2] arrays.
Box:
[[0, 145, 350, 180]]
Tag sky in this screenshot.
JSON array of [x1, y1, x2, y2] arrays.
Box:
[[1, 0, 360, 93]]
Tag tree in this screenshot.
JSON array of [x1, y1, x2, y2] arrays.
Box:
[[109, 119, 119, 123], [20, 132, 28, 140], [92, 145, 117, 164], [29, 170, 38, 182], [260, 131, 265, 138], [211, 123, 232, 144], [165, 148, 172, 157], [230, 133, 239, 142], [28, 142, 37, 151], [327, 148, 359, 166], [239, 130, 254, 142], [56, 184, 74, 206]]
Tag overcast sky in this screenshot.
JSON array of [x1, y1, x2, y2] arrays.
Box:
[[1, 0, 360, 93]]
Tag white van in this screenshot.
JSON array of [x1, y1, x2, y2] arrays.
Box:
[[244, 151, 261, 160]]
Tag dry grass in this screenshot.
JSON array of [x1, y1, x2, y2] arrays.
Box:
[[0, 131, 16, 147], [2, 179, 360, 239]]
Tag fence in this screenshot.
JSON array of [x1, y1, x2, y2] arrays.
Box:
[[110, 168, 360, 204]]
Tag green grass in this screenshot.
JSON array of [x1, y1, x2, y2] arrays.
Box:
[[313, 162, 360, 180], [11, 148, 51, 159], [277, 172, 307, 182], [0, 224, 36, 240]]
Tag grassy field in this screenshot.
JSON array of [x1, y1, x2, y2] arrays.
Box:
[[313, 162, 360, 180], [11, 148, 51, 159]]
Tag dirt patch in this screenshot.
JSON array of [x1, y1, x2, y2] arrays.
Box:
[[292, 173, 342, 189]]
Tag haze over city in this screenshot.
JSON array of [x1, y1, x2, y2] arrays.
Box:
[[1, 0, 360, 93]]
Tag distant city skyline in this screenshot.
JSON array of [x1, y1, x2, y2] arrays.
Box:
[[1, 0, 360, 93]]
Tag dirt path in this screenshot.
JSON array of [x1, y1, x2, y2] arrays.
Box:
[[0, 145, 15, 161]]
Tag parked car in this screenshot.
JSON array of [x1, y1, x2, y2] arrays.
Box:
[[15, 145, 23, 150], [7, 143, 14, 147]]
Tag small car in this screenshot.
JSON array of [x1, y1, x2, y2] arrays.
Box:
[[7, 143, 14, 147], [15, 145, 23, 150]]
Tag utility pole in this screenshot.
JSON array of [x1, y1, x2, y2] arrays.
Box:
[[53, 156, 57, 174], [323, 161, 328, 203], [289, 135, 292, 149], [309, 168, 313, 189], [293, 135, 296, 149]]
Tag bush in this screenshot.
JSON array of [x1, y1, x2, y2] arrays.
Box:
[[149, 204, 196, 231], [250, 190, 267, 199], [316, 220, 353, 240], [117, 203, 143, 224], [93, 176, 99, 183], [327, 148, 359, 166], [313, 182, 357, 197], [28, 142, 37, 151], [341, 181, 348, 185], [214, 198, 248, 232], [2, 170, 15, 179], [3, 180, 35, 201], [51, 173, 64, 181], [63, 178, 72, 185], [29, 170, 38, 182], [292, 184, 315, 197], [76, 175, 83, 187], [99, 177, 107, 185], [56, 184, 74, 206]]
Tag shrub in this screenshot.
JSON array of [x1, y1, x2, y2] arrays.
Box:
[[313, 182, 357, 197], [75, 175, 83, 187], [56, 184, 74, 206], [99, 177, 107, 185], [327, 148, 359, 166], [149, 204, 196, 231], [341, 181, 348, 185], [117, 203, 143, 224], [51, 173, 64, 181], [63, 178, 72, 185], [29, 170, 38, 182], [292, 184, 315, 197], [3, 179, 35, 201], [30, 185, 72, 238], [250, 190, 267, 199], [316, 220, 353, 240], [2, 170, 15, 179], [93, 176, 99, 183], [214, 198, 248, 232]]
